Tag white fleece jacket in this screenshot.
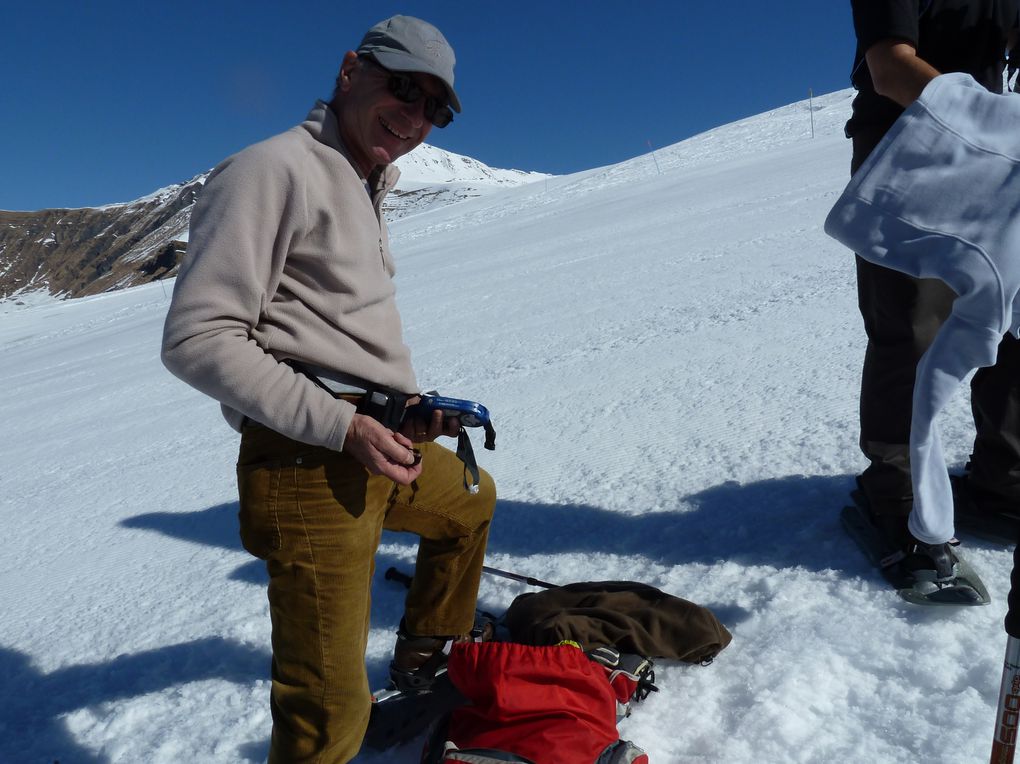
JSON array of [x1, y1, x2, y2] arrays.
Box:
[[825, 72, 1020, 544]]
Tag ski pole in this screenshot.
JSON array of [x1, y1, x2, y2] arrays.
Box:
[[481, 565, 557, 589], [991, 635, 1020, 764], [384, 567, 413, 589], [384, 565, 557, 590]]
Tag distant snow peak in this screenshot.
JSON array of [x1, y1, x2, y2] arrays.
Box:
[[394, 143, 549, 187], [383, 144, 550, 221]]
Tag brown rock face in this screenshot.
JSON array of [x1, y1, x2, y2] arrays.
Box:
[[0, 175, 204, 300]]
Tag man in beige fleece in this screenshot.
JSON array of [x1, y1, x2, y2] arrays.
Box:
[[161, 16, 495, 763]]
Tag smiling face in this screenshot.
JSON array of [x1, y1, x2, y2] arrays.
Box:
[[332, 51, 442, 177]]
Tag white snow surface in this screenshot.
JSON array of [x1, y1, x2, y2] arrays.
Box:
[[2, 89, 1012, 764]]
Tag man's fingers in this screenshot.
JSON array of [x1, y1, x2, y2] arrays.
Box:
[[364, 444, 421, 483], [375, 452, 423, 484], [377, 430, 416, 465], [426, 410, 445, 439], [346, 414, 422, 483], [441, 415, 461, 438]]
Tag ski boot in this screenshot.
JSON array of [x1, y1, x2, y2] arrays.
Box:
[[388, 617, 495, 694], [366, 617, 494, 751], [389, 627, 450, 694]]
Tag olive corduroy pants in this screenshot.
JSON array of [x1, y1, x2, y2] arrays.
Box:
[[236, 423, 495, 763]]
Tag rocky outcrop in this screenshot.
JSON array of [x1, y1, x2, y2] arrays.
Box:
[[0, 177, 202, 299]]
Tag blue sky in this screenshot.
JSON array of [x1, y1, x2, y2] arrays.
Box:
[[1, 2, 856, 211]]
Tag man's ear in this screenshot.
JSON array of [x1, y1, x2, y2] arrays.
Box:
[[335, 50, 359, 94]]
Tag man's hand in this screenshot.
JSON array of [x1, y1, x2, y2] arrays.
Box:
[[866, 39, 941, 108], [343, 414, 423, 485], [398, 397, 461, 442]]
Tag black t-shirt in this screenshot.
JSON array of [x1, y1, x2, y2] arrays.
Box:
[[847, 0, 1019, 140]]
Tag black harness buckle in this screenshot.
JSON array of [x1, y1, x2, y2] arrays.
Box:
[[356, 390, 410, 431]]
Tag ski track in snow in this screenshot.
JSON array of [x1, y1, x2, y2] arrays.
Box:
[[1, 89, 1012, 763]]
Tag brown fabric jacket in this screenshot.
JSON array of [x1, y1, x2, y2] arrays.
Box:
[[504, 581, 732, 664], [161, 101, 417, 451]]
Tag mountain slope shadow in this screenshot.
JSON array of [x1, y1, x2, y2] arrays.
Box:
[[121, 504, 435, 591], [484, 473, 860, 576], [123, 474, 863, 580], [0, 637, 270, 764], [122, 501, 241, 551], [112, 479, 838, 761], [121, 502, 260, 583]]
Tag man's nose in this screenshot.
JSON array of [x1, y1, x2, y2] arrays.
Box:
[[399, 96, 427, 127]]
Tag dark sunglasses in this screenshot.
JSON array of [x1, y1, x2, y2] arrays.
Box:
[[362, 57, 454, 128]]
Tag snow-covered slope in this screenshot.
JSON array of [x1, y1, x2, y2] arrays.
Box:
[[2, 88, 1012, 764]]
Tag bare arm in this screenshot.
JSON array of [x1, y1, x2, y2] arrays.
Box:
[[1008, 29, 1019, 91], [865, 39, 941, 108]]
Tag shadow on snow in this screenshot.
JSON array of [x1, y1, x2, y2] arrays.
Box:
[[0, 637, 271, 764], [102, 471, 866, 762], [122, 471, 864, 580], [487, 472, 861, 575]]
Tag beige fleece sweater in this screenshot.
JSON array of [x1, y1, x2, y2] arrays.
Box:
[[161, 101, 418, 451]]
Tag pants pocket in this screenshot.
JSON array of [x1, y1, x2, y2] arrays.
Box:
[[237, 460, 282, 559]]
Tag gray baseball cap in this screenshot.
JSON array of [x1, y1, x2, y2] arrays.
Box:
[[356, 15, 461, 113]]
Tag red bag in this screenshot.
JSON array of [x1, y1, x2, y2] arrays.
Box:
[[430, 641, 648, 764]]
